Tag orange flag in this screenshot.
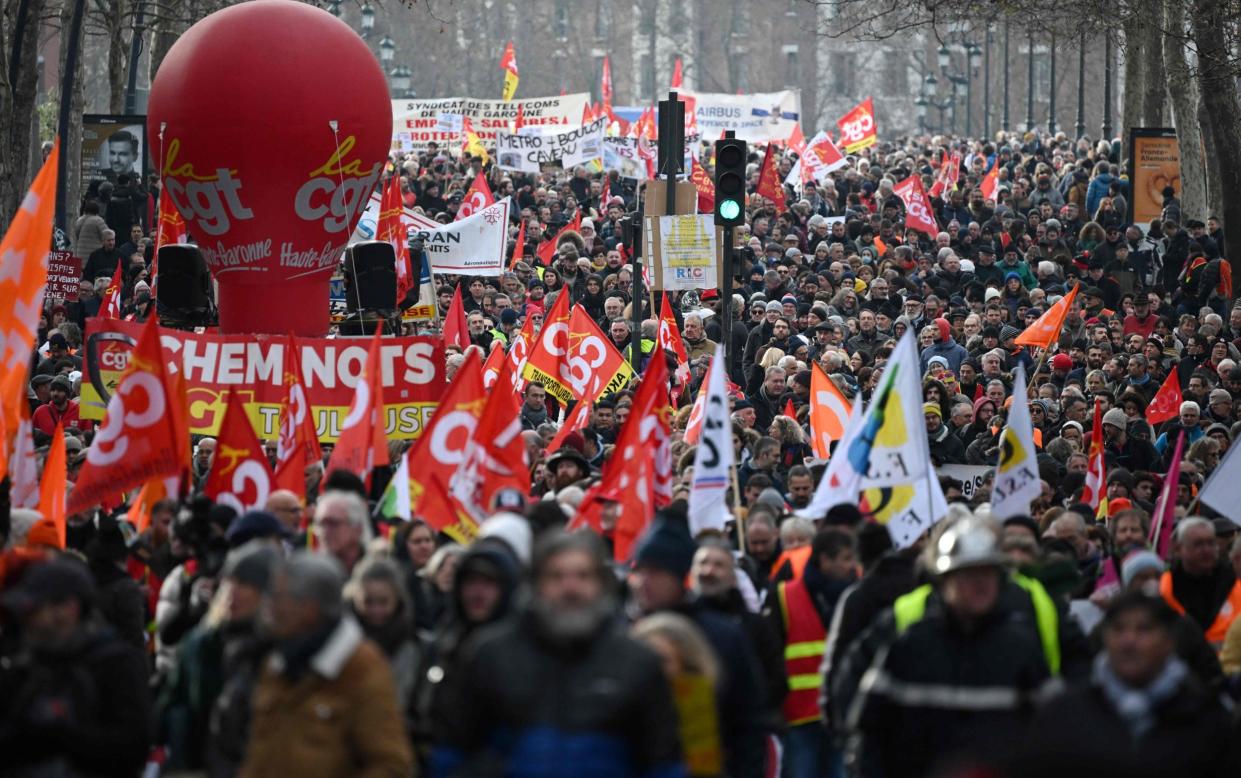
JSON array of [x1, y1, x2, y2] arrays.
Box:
[[980, 162, 1000, 201], [38, 423, 67, 548], [809, 362, 851, 459], [68, 315, 184, 515], [326, 324, 389, 483], [275, 336, 323, 497], [127, 475, 179, 534], [1015, 283, 1080, 350], [443, 284, 470, 350], [755, 144, 786, 212], [0, 141, 58, 432], [1145, 366, 1183, 426], [205, 390, 275, 513], [783, 398, 797, 420]]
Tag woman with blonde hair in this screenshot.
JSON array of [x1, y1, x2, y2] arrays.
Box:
[[632, 612, 722, 776], [769, 415, 811, 470]]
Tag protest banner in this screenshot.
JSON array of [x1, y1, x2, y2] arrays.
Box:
[[937, 464, 993, 501], [46, 251, 82, 301], [350, 190, 439, 245], [495, 117, 606, 172], [80, 318, 447, 442], [678, 89, 802, 142], [410, 197, 510, 276], [391, 94, 590, 149], [657, 214, 718, 291], [604, 137, 651, 180]]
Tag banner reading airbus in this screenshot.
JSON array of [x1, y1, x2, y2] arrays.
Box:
[[392, 94, 590, 150], [495, 118, 606, 173], [678, 89, 801, 142], [80, 318, 447, 442], [408, 197, 510, 276]]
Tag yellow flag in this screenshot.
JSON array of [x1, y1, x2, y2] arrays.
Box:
[[500, 41, 519, 101]]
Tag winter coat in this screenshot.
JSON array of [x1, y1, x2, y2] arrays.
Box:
[[72, 213, 109, 259], [1015, 672, 1236, 778], [431, 608, 686, 778], [919, 338, 969, 374], [0, 622, 151, 778], [240, 617, 413, 778]]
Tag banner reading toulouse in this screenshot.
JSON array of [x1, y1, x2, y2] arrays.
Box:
[[496, 118, 606, 173], [392, 94, 590, 149], [678, 89, 801, 142], [80, 319, 447, 442]]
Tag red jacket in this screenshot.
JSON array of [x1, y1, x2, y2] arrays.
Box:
[[32, 400, 89, 437]]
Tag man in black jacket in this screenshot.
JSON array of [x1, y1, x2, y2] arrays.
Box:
[[0, 558, 151, 777], [432, 531, 684, 777]]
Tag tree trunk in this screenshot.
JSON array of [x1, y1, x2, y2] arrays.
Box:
[[105, 0, 129, 114], [1191, 0, 1241, 270], [1120, 15, 1144, 154], [1197, 100, 1224, 218], [148, 0, 185, 86], [1140, 0, 1167, 126], [1161, 0, 1207, 222], [60, 0, 86, 226], [0, 0, 44, 227]]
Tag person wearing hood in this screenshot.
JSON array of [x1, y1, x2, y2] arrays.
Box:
[[432, 530, 684, 778], [919, 317, 969, 374], [0, 558, 152, 777], [581, 272, 607, 321]]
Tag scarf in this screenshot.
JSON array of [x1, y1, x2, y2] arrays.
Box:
[[1093, 652, 1186, 740]]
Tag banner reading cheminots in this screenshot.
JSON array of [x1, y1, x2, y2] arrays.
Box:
[[80, 319, 447, 442]]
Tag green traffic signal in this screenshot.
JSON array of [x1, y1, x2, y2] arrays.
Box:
[[718, 198, 741, 221]]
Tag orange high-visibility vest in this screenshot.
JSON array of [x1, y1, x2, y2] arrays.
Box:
[[769, 545, 813, 581], [777, 576, 826, 726], [1160, 571, 1241, 650]]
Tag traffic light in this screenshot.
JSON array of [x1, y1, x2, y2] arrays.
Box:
[[713, 137, 747, 227]]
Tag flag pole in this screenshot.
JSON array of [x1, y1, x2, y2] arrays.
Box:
[[731, 459, 745, 551], [1026, 347, 1050, 392]]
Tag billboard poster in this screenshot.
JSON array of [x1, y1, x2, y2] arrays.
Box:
[[1128, 128, 1180, 229], [81, 114, 148, 199]]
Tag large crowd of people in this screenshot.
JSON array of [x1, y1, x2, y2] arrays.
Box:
[[4, 122, 1241, 778]]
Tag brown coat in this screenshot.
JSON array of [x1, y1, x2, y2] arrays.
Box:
[[240, 618, 415, 778]]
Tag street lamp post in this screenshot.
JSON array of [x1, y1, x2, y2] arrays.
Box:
[[984, 27, 992, 138], [390, 65, 412, 99], [1102, 33, 1114, 140], [1002, 20, 1011, 132], [1047, 32, 1057, 134], [1025, 30, 1035, 132], [967, 42, 981, 138], [915, 96, 929, 134], [360, 2, 375, 37], [1075, 30, 1086, 139], [379, 36, 395, 65]]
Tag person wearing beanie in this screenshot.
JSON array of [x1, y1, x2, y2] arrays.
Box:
[[630, 505, 767, 777], [925, 400, 966, 465], [1101, 406, 1160, 473], [919, 316, 969, 374], [0, 558, 153, 776]]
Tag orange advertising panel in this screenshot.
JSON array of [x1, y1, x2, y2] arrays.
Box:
[[1129, 128, 1180, 228]]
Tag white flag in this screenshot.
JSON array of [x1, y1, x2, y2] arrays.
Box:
[[688, 345, 734, 536], [990, 364, 1042, 518], [10, 416, 39, 509], [377, 451, 412, 521], [1200, 438, 1241, 525]]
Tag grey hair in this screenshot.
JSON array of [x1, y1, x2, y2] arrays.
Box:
[[314, 490, 373, 544], [1174, 516, 1214, 543], [280, 552, 346, 622], [779, 516, 815, 546]]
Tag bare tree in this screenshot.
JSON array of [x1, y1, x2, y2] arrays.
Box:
[[0, 0, 46, 227]]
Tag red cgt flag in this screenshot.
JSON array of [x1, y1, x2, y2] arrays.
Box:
[[205, 390, 276, 513], [689, 157, 715, 214], [980, 162, 1000, 201], [1080, 398, 1107, 512], [377, 174, 413, 305], [450, 358, 527, 514], [455, 170, 495, 221], [409, 353, 486, 517], [68, 316, 184, 515], [1145, 366, 1183, 426], [536, 211, 581, 266], [755, 145, 786, 212], [443, 283, 470, 350], [836, 98, 877, 153], [325, 324, 389, 484], [892, 174, 939, 237], [100, 261, 124, 319], [274, 336, 323, 497]]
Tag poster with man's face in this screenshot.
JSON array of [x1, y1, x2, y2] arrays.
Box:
[[81, 114, 147, 194]]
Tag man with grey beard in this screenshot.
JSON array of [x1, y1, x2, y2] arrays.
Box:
[[431, 531, 684, 777]]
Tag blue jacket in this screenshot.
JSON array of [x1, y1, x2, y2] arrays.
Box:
[[920, 338, 970, 374], [1085, 174, 1123, 217]]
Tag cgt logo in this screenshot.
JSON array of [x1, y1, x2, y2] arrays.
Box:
[[295, 136, 384, 234], [162, 139, 254, 236]]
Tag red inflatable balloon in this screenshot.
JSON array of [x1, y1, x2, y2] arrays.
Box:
[[148, 0, 391, 336]]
